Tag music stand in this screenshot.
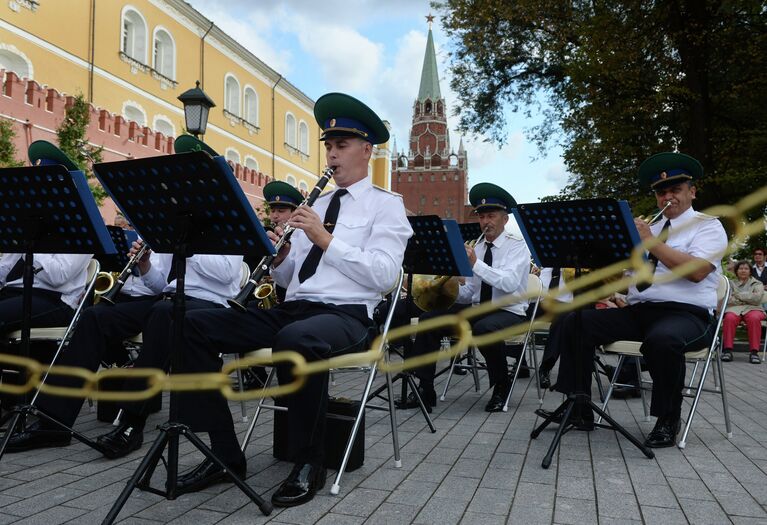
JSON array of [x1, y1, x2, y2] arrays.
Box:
[[0, 164, 117, 458], [458, 222, 483, 244], [97, 226, 138, 273], [93, 150, 274, 521], [513, 198, 655, 468], [373, 215, 471, 430]]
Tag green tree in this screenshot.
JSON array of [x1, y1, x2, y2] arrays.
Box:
[[436, 0, 767, 221], [0, 118, 23, 168], [56, 93, 107, 204]]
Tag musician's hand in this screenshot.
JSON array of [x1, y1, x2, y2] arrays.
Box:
[[289, 207, 332, 250], [129, 240, 152, 274], [268, 226, 291, 268], [465, 244, 477, 266], [633, 218, 653, 242]]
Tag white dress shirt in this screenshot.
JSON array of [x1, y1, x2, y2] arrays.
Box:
[[271, 176, 413, 318], [540, 267, 574, 303], [456, 232, 531, 316], [141, 253, 243, 306], [120, 251, 170, 297], [0, 253, 92, 309], [627, 206, 727, 313]]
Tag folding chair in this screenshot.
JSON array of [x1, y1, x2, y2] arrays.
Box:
[[600, 275, 732, 449], [239, 270, 406, 496], [440, 274, 544, 408]]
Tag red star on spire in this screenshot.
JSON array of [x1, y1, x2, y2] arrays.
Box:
[[426, 13, 435, 28]]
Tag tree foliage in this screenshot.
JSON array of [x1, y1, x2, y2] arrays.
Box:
[[56, 93, 107, 205], [0, 118, 23, 168], [436, 0, 767, 244]]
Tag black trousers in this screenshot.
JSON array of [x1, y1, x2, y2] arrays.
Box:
[[552, 302, 712, 418], [0, 288, 74, 334], [178, 300, 372, 465], [35, 294, 159, 427], [407, 303, 526, 387]]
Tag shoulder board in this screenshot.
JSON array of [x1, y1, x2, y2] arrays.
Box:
[[693, 211, 720, 221], [372, 186, 402, 197], [506, 232, 523, 241]]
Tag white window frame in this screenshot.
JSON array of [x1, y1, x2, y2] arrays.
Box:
[[298, 120, 309, 155], [224, 74, 241, 116], [0, 44, 33, 79], [225, 148, 241, 165], [284, 112, 297, 148], [243, 85, 259, 126], [298, 180, 309, 193], [152, 115, 175, 138], [286, 174, 297, 187], [152, 26, 176, 80], [244, 156, 259, 172], [122, 101, 147, 127], [120, 6, 148, 64]]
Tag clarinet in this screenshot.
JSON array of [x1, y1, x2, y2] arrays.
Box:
[[228, 166, 336, 311], [99, 243, 150, 305]]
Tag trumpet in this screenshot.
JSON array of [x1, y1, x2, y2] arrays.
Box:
[[228, 166, 336, 311], [638, 201, 672, 225], [411, 226, 489, 312], [99, 243, 150, 305]]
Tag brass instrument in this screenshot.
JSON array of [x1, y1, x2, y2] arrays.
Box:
[[638, 201, 672, 225], [99, 243, 151, 305], [411, 226, 489, 312], [228, 166, 336, 311], [253, 283, 277, 309], [94, 272, 119, 301]]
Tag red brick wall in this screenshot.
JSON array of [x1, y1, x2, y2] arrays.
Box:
[[0, 71, 268, 224]]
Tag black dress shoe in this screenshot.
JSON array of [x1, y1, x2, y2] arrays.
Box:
[[539, 369, 551, 390], [272, 463, 327, 507], [233, 367, 268, 391], [5, 421, 70, 452], [485, 381, 510, 412], [395, 385, 437, 412], [96, 423, 143, 459], [611, 383, 641, 399], [173, 457, 247, 494], [535, 407, 595, 431], [644, 415, 680, 448]]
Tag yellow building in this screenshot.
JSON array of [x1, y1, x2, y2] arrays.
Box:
[[0, 0, 391, 198]]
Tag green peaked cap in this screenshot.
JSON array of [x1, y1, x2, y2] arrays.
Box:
[[28, 140, 79, 171], [173, 135, 220, 157], [638, 152, 703, 192], [263, 180, 303, 209], [469, 182, 517, 213], [314, 92, 389, 145]]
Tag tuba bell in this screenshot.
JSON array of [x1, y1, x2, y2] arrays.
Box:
[[93, 271, 118, 302]]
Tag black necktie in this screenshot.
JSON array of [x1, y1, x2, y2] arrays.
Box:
[[5, 256, 25, 283], [166, 253, 180, 284], [480, 242, 494, 303], [550, 267, 561, 290], [637, 219, 671, 292], [298, 189, 348, 283]]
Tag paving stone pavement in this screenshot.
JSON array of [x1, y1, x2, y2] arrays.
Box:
[[1, 348, 766, 524]]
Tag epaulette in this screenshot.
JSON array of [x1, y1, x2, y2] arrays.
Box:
[[506, 232, 524, 241], [693, 211, 720, 221], [372, 185, 402, 198]]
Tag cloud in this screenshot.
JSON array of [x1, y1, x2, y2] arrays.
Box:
[[544, 161, 569, 187]]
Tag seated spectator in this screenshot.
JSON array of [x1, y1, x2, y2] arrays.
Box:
[[722, 261, 766, 364]]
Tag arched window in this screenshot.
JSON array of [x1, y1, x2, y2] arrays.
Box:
[[0, 46, 33, 79], [224, 74, 240, 116], [245, 156, 259, 172], [285, 113, 296, 147], [152, 27, 175, 79], [298, 181, 308, 193], [286, 174, 297, 187], [153, 115, 175, 137], [243, 86, 258, 125], [121, 7, 148, 63], [298, 120, 309, 154], [225, 148, 240, 165], [123, 102, 146, 126]]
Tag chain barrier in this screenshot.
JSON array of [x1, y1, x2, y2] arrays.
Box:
[[1, 187, 765, 401]]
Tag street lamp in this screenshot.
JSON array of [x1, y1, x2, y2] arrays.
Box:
[[177, 80, 215, 137]]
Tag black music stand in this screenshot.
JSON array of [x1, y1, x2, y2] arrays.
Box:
[[513, 198, 655, 468], [374, 215, 472, 430], [93, 151, 274, 521], [96, 225, 138, 273], [0, 164, 117, 458], [458, 222, 483, 244]]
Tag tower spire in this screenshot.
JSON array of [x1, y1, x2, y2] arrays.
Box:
[[417, 17, 441, 103]]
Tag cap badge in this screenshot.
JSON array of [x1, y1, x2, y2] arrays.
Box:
[[275, 196, 281, 201], [329, 118, 336, 127], [660, 171, 667, 179], [481, 198, 486, 204]]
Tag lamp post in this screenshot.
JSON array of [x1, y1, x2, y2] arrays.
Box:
[[177, 80, 215, 138]]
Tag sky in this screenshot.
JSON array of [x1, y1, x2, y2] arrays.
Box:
[[186, 0, 571, 206]]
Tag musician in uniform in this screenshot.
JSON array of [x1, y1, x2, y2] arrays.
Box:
[[172, 93, 412, 507], [237, 180, 304, 391], [400, 183, 531, 413], [542, 152, 727, 448], [5, 138, 244, 455]]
